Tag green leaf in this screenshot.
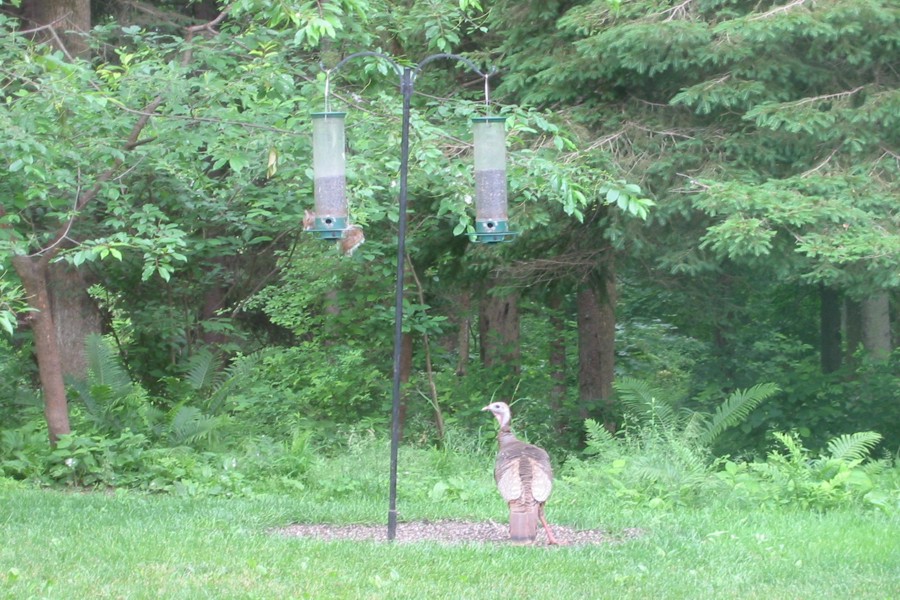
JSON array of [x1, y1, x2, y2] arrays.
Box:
[[228, 155, 249, 172]]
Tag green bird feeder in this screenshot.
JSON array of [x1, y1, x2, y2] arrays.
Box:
[[471, 116, 516, 243], [309, 111, 348, 239]]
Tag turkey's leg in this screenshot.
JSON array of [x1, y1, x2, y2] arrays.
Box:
[[538, 505, 560, 545]]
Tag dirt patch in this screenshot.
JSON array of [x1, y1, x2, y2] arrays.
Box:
[[275, 520, 642, 546]]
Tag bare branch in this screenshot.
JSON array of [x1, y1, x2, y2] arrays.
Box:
[[676, 172, 711, 190], [751, 0, 813, 21], [16, 15, 70, 36], [780, 86, 866, 108], [660, 0, 694, 22], [801, 146, 841, 178]]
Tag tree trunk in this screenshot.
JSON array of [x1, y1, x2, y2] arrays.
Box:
[[846, 294, 892, 362], [47, 261, 103, 379], [190, 0, 221, 20], [478, 280, 520, 373], [11, 255, 71, 443], [844, 298, 863, 365], [860, 292, 891, 361], [548, 292, 568, 434], [199, 279, 232, 349], [576, 260, 616, 430], [23, 0, 91, 59], [454, 291, 471, 376], [819, 285, 842, 373]]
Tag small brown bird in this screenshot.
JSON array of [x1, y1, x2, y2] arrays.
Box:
[[483, 401, 559, 545]]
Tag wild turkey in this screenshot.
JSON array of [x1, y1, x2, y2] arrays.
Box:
[[482, 401, 559, 545]]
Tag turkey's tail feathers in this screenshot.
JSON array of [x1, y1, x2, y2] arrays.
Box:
[[508, 504, 539, 544]]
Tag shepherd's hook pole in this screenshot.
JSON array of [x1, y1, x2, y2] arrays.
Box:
[[322, 52, 495, 542], [388, 66, 413, 542]]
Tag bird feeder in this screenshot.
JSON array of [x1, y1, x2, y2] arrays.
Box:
[[309, 111, 348, 239], [472, 116, 515, 243]]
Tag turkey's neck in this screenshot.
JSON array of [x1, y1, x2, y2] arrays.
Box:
[[498, 424, 516, 447]]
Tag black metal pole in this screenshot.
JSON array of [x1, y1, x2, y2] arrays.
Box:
[[387, 66, 413, 542], [321, 52, 494, 543]]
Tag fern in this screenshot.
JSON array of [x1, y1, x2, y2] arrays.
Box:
[[614, 377, 775, 450], [614, 377, 678, 430], [771, 431, 807, 464], [697, 383, 779, 446], [184, 349, 223, 392], [826, 432, 882, 463], [614, 377, 658, 407], [84, 334, 131, 396], [167, 405, 224, 447], [205, 351, 263, 413], [70, 335, 144, 433], [583, 418, 617, 456]]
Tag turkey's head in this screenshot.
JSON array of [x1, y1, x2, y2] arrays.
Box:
[[482, 401, 511, 429]]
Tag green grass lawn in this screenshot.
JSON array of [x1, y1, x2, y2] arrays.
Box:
[[1, 482, 898, 600]]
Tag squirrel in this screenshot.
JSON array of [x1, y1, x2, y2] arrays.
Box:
[[340, 224, 365, 257], [304, 210, 364, 257], [302, 209, 316, 231]]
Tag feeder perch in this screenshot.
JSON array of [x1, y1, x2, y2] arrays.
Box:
[[309, 112, 348, 239], [471, 116, 516, 243]]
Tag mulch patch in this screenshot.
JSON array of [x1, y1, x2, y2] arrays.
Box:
[[275, 520, 642, 546]]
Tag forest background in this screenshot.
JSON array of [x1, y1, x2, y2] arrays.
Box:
[[0, 0, 898, 500]]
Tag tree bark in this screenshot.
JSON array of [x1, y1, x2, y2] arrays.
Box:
[[478, 280, 520, 373], [844, 298, 863, 365], [454, 291, 471, 376], [860, 292, 891, 361], [576, 259, 617, 430], [548, 292, 568, 434], [23, 0, 91, 59], [846, 294, 892, 362], [819, 285, 842, 373], [47, 261, 103, 378], [11, 255, 71, 443]]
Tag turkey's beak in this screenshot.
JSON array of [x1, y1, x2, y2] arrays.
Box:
[[481, 405, 491, 412]]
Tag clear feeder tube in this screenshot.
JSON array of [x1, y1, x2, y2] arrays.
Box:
[[472, 116, 509, 241], [312, 112, 348, 236]]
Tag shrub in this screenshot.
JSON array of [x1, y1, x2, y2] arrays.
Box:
[[732, 431, 894, 512]]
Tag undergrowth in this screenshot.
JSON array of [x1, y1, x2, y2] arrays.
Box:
[[1, 337, 897, 514]]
